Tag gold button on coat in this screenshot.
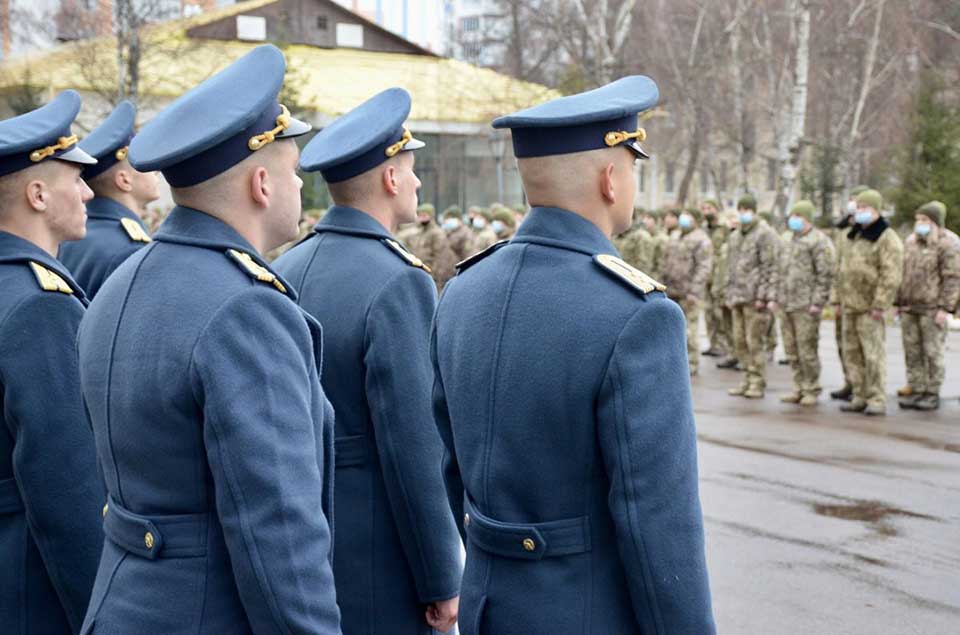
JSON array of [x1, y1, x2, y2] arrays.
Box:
[[144, 531, 155, 549], [464, 513, 470, 527], [522, 538, 536, 552], [102, 503, 108, 518]]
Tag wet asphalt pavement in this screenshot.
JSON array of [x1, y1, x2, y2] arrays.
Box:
[[694, 319, 959, 634]]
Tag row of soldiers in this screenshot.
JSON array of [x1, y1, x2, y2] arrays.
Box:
[[614, 188, 960, 414]]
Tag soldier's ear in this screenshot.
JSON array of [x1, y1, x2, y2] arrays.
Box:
[[25, 178, 48, 212], [600, 161, 616, 204], [114, 168, 134, 193], [382, 165, 400, 197], [249, 165, 270, 208]]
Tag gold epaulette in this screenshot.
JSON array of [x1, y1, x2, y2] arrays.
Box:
[[120, 217, 152, 243], [382, 239, 432, 273], [226, 249, 288, 294], [594, 254, 666, 295], [29, 262, 74, 294]]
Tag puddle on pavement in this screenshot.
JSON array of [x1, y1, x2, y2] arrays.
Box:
[[813, 500, 934, 523]]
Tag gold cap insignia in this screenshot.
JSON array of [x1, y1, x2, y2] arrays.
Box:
[[383, 239, 432, 273], [385, 128, 413, 157], [594, 254, 665, 295], [227, 249, 288, 294], [115, 146, 129, 161], [29, 262, 74, 294], [120, 217, 152, 243], [604, 128, 647, 147], [248, 104, 292, 151], [29, 135, 79, 163]]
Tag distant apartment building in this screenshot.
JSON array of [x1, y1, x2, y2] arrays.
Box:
[[443, 0, 504, 67], [328, 0, 446, 54]]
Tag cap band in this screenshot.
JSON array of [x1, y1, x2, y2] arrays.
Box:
[[320, 126, 408, 183], [0, 126, 79, 177], [83, 134, 134, 180], [510, 114, 641, 158]]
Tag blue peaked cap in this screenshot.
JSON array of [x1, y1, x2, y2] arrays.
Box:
[[492, 76, 659, 159], [80, 100, 136, 180], [299, 87, 425, 183], [129, 45, 311, 187], [0, 90, 97, 178]]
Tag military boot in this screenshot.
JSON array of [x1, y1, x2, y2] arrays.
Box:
[[830, 384, 853, 401], [728, 384, 748, 397], [717, 357, 739, 369], [744, 385, 765, 399], [702, 347, 721, 357], [864, 402, 887, 416], [840, 399, 867, 413], [779, 392, 802, 404], [799, 394, 818, 407], [896, 385, 914, 398], [898, 394, 920, 409], [913, 394, 940, 411]]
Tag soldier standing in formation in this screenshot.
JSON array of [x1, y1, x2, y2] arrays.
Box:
[[829, 185, 868, 401], [490, 206, 517, 240], [661, 207, 713, 375], [895, 201, 960, 411], [0, 90, 105, 635], [778, 200, 836, 407], [442, 204, 476, 260], [58, 101, 158, 299], [470, 206, 500, 251], [836, 189, 904, 416], [726, 195, 780, 399], [701, 199, 729, 358]]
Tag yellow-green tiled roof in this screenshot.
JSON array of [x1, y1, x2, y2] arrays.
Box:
[[0, 0, 558, 124]]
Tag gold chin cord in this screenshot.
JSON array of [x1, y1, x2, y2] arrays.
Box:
[[603, 128, 647, 147], [247, 104, 292, 151], [385, 128, 413, 157], [29, 134, 79, 163]]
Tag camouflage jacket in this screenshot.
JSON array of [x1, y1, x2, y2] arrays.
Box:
[[446, 224, 475, 261], [725, 219, 779, 306], [411, 220, 457, 289], [661, 226, 713, 301], [779, 228, 836, 312], [472, 227, 499, 252], [650, 230, 669, 280], [616, 227, 658, 275], [710, 240, 729, 301], [895, 228, 960, 312], [836, 218, 903, 313], [705, 220, 729, 256], [828, 226, 853, 305]]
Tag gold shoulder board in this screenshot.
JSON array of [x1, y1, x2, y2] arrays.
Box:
[[29, 262, 74, 294], [594, 254, 666, 295], [382, 239, 432, 273], [226, 249, 288, 294], [120, 217, 152, 243]]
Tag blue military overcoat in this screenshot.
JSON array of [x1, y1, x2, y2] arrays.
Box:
[[274, 206, 462, 634], [76, 206, 340, 634], [0, 231, 104, 634], [59, 196, 152, 299], [431, 207, 715, 634]]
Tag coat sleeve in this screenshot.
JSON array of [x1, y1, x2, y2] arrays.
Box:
[[692, 236, 713, 299], [938, 238, 960, 312], [872, 231, 904, 311], [364, 267, 463, 603], [757, 227, 779, 303], [813, 234, 836, 308], [1, 293, 104, 633], [190, 289, 340, 635], [430, 302, 466, 545], [596, 296, 715, 634]]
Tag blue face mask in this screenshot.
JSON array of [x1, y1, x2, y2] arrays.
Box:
[[472, 217, 486, 229], [854, 210, 874, 225], [914, 222, 932, 237], [678, 214, 693, 229], [491, 220, 506, 235], [788, 216, 805, 232], [442, 218, 460, 232], [738, 211, 754, 225]]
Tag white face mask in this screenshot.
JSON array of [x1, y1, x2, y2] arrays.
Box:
[[491, 220, 506, 235], [472, 217, 487, 229], [847, 200, 858, 214], [442, 218, 461, 232]]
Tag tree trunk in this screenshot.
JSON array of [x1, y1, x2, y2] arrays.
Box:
[[775, 0, 811, 217]]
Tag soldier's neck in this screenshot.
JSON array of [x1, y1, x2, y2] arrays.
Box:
[[0, 214, 59, 257]]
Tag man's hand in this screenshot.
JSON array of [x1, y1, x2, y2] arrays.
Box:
[[870, 308, 885, 322], [755, 300, 767, 311], [426, 596, 459, 633], [808, 304, 822, 316], [935, 309, 949, 328]]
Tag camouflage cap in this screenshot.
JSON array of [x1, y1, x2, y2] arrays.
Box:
[[916, 200, 946, 227], [683, 207, 703, 223], [417, 203, 436, 216], [736, 194, 757, 211], [480, 207, 493, 221], [443, 205, 463, 219], [849, 185, 869, 197], [492, 208, 516, 228], [701, 199, 721, 213], [855, 189, 882, 211], [790, 199, 816, 221]]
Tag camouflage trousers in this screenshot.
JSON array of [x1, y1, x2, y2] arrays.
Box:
[[835, 313, 851, 388], [782, 311, 823, 396], [900, 311, 946, 394], [766, 311, 778, 354], [704, 295, 719, 352], [842, 311, 887, 407], [708, 294, 732, 355], [732, 304, 773, 390], [679, 298, 703, 373]]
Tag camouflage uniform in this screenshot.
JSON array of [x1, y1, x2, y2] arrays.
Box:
[[704, 218, 730, 354], [895, 227, 960, 398], [828, 218, 855, 394], [617, 226, 658, 274], [396, 221, 420, 249], [710, 240, 733, 359], [410, 219, 458, 291], [837, 216, 903, 411], [726, 218, 779, 395], [661, 225, 713, 374], [780, 227, 835, 399], [445, 222, 475, 261]]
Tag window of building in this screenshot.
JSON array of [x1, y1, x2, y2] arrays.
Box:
[[767, 158, 777, 191], [462, 41, 482, 61], [316, 15, 328, 30], [461, 16, 480, 33], [236, 15, 267, 41], [665, 161, 676, 193], [336, 23, 364, 48]]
